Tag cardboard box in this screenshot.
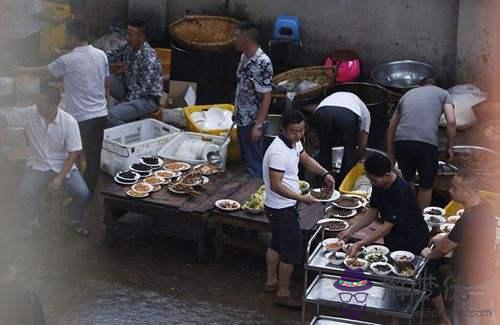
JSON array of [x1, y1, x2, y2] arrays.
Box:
[[167, 80, 197, 109]]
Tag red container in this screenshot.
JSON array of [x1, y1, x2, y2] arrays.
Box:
[[324, 50, 361, 83]]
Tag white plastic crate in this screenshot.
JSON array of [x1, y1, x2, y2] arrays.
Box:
[[101, 119, 181, 175], [157, 132, 230, 169]]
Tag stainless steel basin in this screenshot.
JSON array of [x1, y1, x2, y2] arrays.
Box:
[[371, 60, 437, 91]]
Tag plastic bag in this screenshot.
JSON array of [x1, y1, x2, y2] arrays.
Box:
[[439, 84, 487, 129]]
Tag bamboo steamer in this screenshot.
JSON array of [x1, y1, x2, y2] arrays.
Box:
[[169, 15, 239, 52], [272, 66, 338, 101]]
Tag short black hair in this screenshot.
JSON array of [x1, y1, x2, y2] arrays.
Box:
[[364, 153, 391, 177], [40, 85, 61, 104], [65, 19, 88, 42], [129, 19, 147, 35], [420, 77, 437, 86], [280, 109, 306, 129], [237, 21, 259, 42]]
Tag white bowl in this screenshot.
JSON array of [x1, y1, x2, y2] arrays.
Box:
[[365, 245, 389, 256], [344, 257, 368, 270], [322, 238, 345, 252], [370, 262, 394, 275], [364, 253, 388, 264], [447, 215, 461, 224], [325, 252, 346, 266], [342, 243, 366, 257], [424, 215, 446, 228], [390, 250, 415, 262], [423, 206, 445, 216]]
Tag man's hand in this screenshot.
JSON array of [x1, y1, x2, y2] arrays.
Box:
[[337, 229, 352, 242], [250, 126, 262, 143], [421, 247, 432, 259], [346, 242, 363, 258], [323, 173, 335, 189], [48, 175, 64, 192], [300, 193, 318, 205]]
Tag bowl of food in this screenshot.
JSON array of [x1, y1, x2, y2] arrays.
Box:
[[322, 238, 345, 252], [311, 187, 334, 200], [423, 207, 445, 216], [370, 262, 394, 275], [129, 163, 153, 176], [332, 195, 364, 210], [447, 215, 461, 224], [393, 261, 417, 277], [131, 182, 154, 194], [424, 215, 446, 228], [344, 257, 368, 270], [317, 218, 349, 232], [440, 223, 455, 234], [298, 180, 310, 194], [143, 176, 165, 186], [365, 245, 390, 256], [116, 170, 140, 182], [215, 199, 241, 211], [390, 250, 415, 263], [364, 253, 388, 264], [325, 251, 346, 266]]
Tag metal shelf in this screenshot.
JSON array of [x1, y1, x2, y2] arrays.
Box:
[[305, 274, 426, 319], [310, 315, 381, 325], [306, 243, 428, 285]]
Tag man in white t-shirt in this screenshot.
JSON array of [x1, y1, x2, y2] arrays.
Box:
[[0, 86, 90, 238], [263, 109, 335, 308], [313, 91, 371, 185], [15, 20, 109, 193]]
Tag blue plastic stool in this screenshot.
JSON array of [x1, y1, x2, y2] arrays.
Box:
[[271, 15, 301, 45]]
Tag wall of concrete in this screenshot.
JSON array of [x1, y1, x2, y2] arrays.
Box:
[[166, 0, 459, 86]]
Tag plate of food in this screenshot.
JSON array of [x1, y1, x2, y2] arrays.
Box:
[[344, 194, 369, 206], [390, 250, 415, 262], [310, 188, 341, 202], [370, 262, 394, 275], [321, 238, 345, 252], [163, 161, 191, 172], [115, 170, 140, 182], [317, 218, 349, 232], [342, 243, 367, 258], [154, 170, 178, 179], [393, 261, 416, 277], [423, 206, 445, 216], [179, 172, 204, 187], [440, 223, 455, 234], [129, 163, 153, 174], [114, 175, 138, 185], [364, 253, 388, 264], [344, 257, 368, 270], [325, 251, 346, 266], [131, 182, 153, 194], [150, 185, 162, 192], [126, 189, 149, 198], [143, 176, 165, 186], [447, 215, 460, 224], [324, 206, 357, 218], [168, 183, 192, 194], [215, 199, 241, 211], [140, 156, 163, 168], [193, 163, 220, 175], [331, 195, 365, 210], [424, 215, 446, 228], [365, 245, 390, 256]]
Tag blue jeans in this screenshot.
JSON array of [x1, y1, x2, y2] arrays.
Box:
[[19, 168, 91, 227], [237, 122, 267, 177]]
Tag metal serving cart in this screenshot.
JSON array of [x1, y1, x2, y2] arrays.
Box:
[[302, 226, 430, 324]]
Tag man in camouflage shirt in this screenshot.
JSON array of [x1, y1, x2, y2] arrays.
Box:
[[106, 19, 163, 126], [234, 21, 273, 177]]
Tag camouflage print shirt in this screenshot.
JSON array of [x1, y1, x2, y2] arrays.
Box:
[[234, 47, 273, 127], [106, 42, 163, 101]]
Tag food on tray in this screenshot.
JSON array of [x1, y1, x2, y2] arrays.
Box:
[[155, 170, 176, 178], [194, 163, 220, 175], [217, 200, 240, 210], [164, 161, 190, 171], [344, 258, 367, 269], [365, 245, 389, 255], [328, 252, 346, 261], [131, 163, 152, 171], [141, 156, 161, 165], [117, 171, 138, 180], [311, 187, 333, 200], [326, 241, 343, 250], [365, 253, 386, 263], [343, 243, 366, 258], [143, 176, 164, 185], [324, 220, 348, 232], [394, 261, 416, 276], [372, 263, 392, 273], [131, 182, 152, 193]]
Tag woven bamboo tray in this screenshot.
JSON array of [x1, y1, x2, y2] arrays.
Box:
[[272, 66, 338, 101], [169, 15, 239, 52]]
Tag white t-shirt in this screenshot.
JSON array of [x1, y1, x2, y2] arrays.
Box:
[[263, 135, 303, 209], [48, 45, 109, 122], [5, 106, 82, 175], [317, 91, 371, 133], [8, 0, 43, 40]]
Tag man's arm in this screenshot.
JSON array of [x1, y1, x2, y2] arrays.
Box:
[[299, 151, 335, 188], [357, 131, 369, 160], [269, 169, 317, 205], [48, 151, 80, 190], [251, 92, 271, 142], [386, 110, 400, 166], [338, 207, 378, 241], [13, 65, 52, 78], [443, 103, 456, 160], [421, 236, 457, 259]]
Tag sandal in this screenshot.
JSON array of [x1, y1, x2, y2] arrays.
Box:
[[74, 225, 90, 237]]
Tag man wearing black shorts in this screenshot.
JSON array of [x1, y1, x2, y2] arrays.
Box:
[[339, 153, 450, 324], [262, 109, 335, 308], [387, 78, 456, 209]]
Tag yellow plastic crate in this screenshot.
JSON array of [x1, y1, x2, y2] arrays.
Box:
[[40, 1, 70, 58], [444, 201, 463, 217], [339, 164, 369, 198], [182, 104, 240, 162]]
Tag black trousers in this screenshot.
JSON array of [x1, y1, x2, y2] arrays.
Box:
[[78, 116, 107, 193], [313, 106, 360, 185]]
